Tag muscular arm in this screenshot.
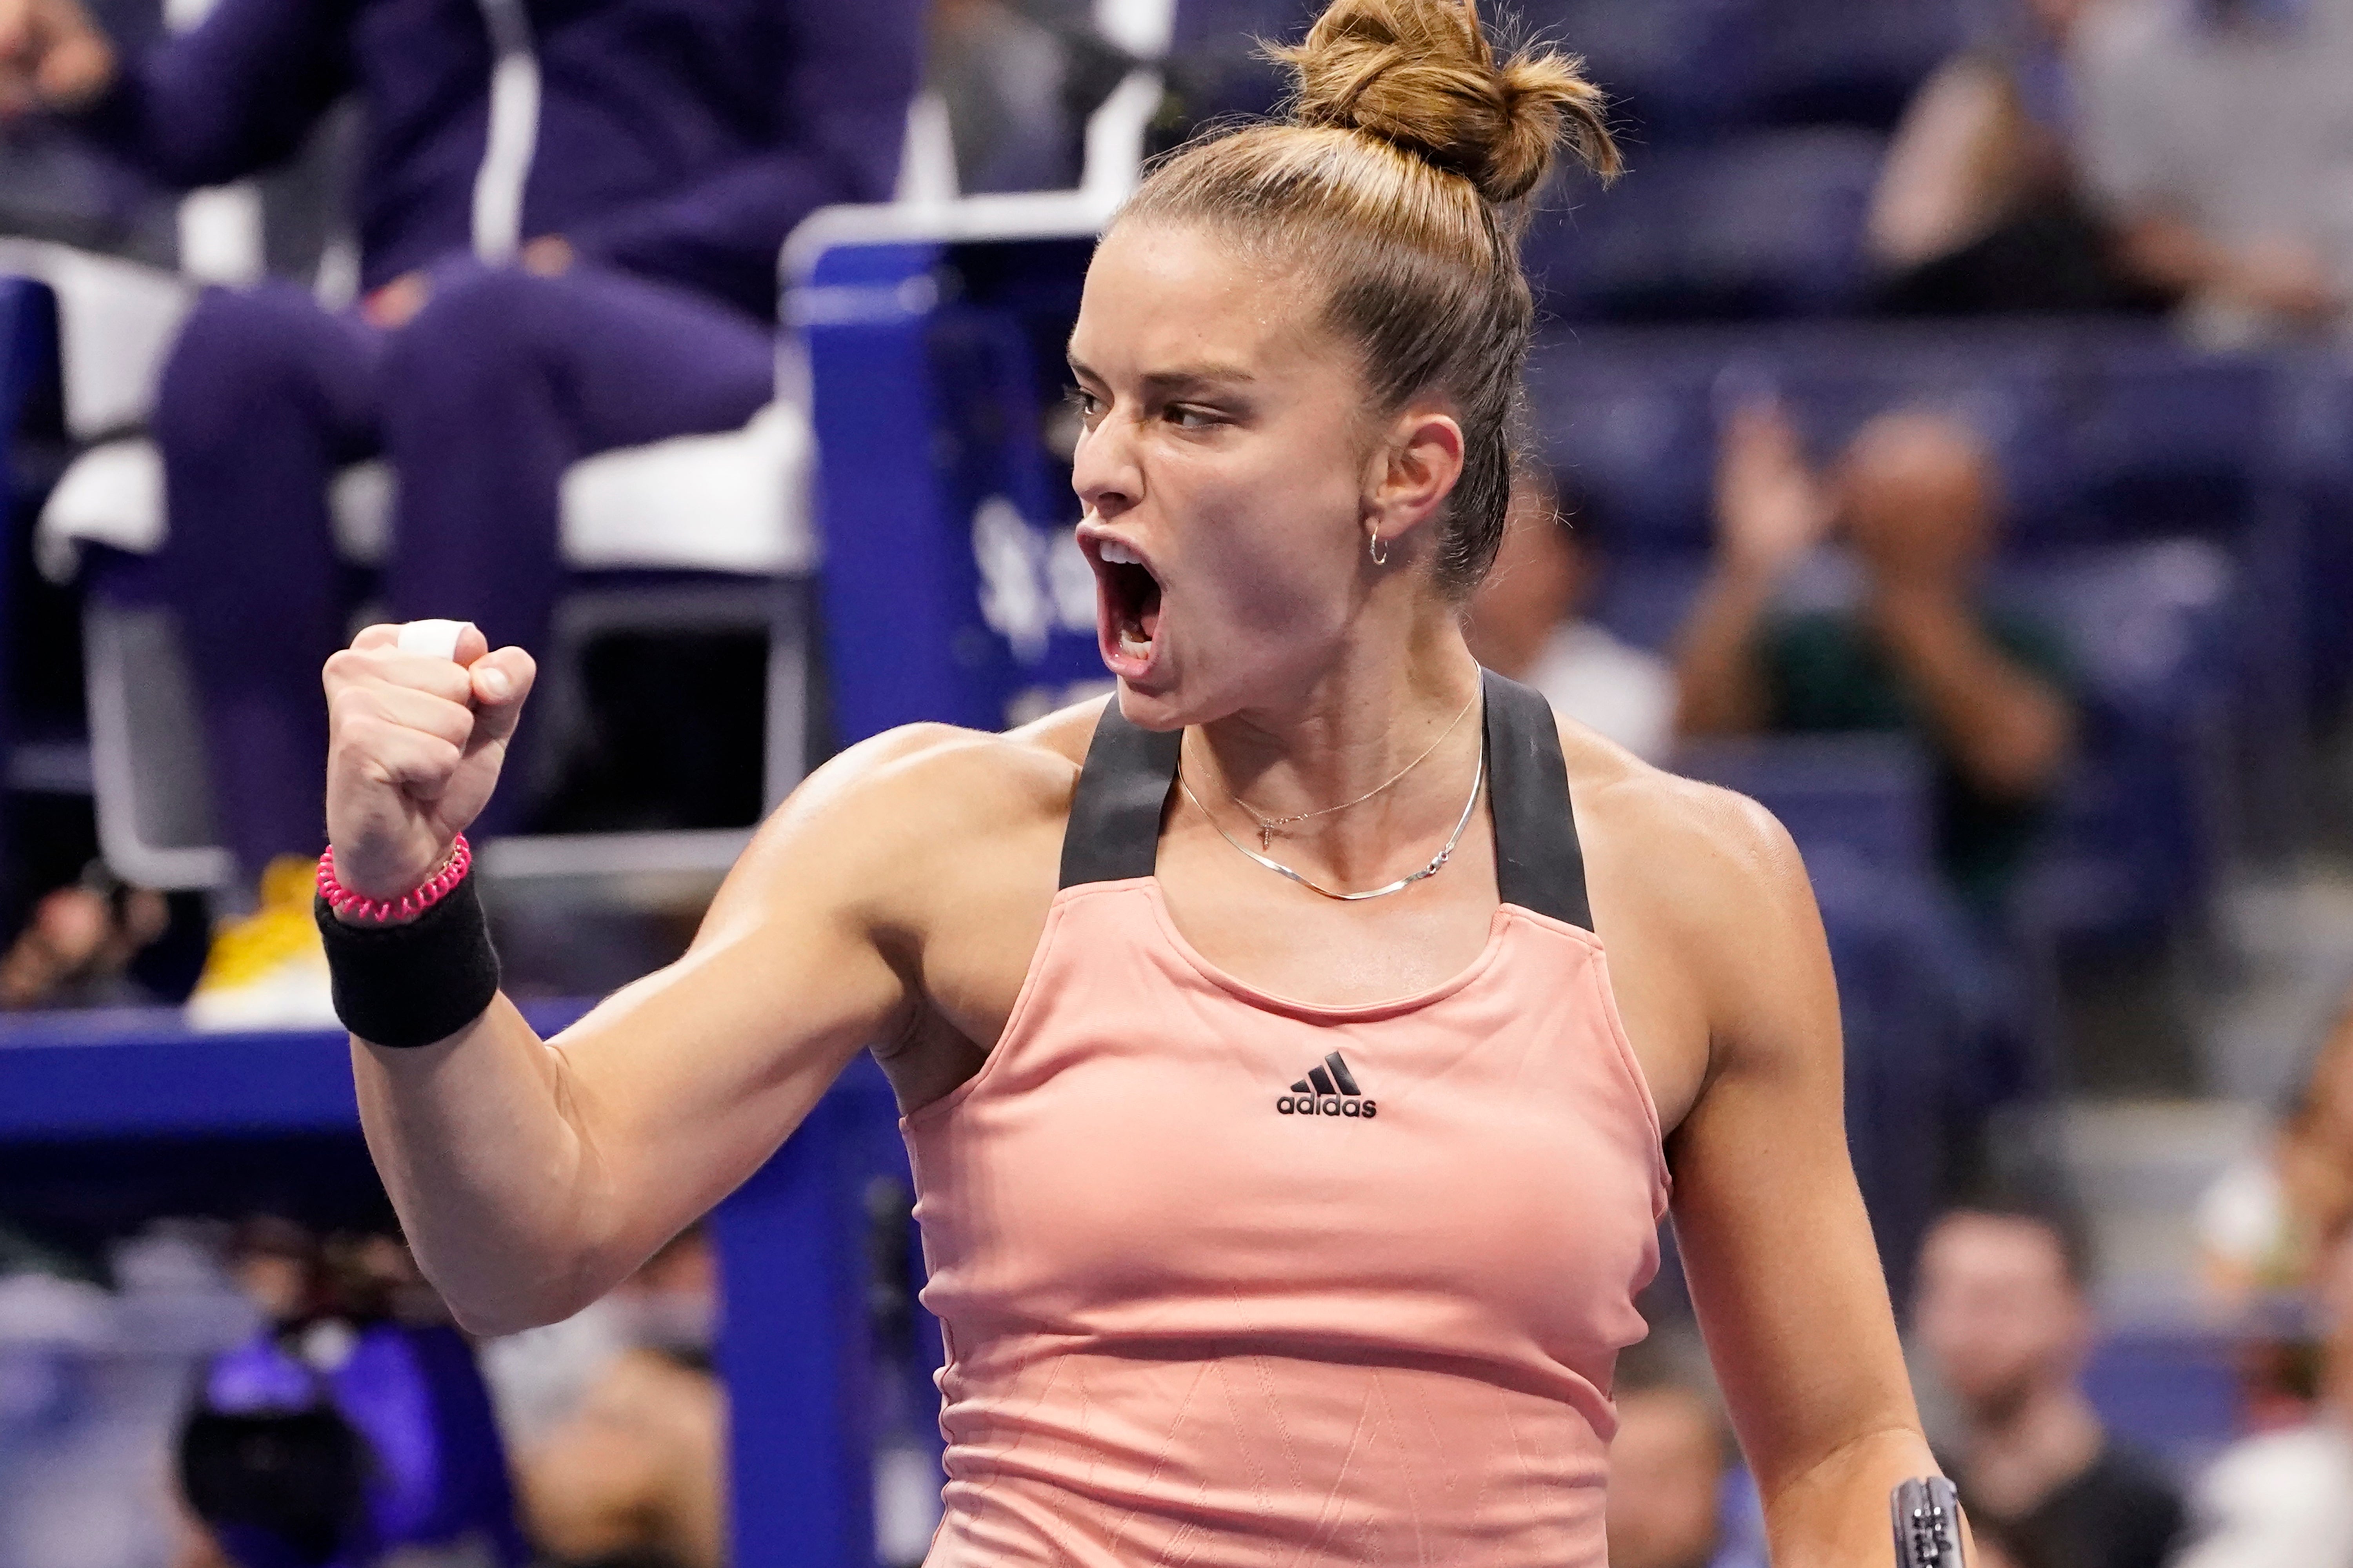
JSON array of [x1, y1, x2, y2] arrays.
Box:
[[351, 728, 966, 1335], [1637, 785, 1943, 1561]]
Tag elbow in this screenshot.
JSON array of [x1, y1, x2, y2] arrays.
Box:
[[445, 1298, 570, 1339], [420, 1240, 616, 1339], [438, 1275, 604, 1339]]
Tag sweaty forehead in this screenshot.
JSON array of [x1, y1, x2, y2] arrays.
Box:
[[1070, 220, 1338, 383]]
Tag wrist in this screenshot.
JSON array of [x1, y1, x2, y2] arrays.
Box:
[[315, 869, 502, 1049], [319, 837, 471, 925]]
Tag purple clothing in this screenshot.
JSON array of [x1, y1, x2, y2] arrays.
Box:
[[70, 0, 913, 881], [154, 265, 776, 873], [198, 1321, 527, 1568], [69, 0, 919, 315]]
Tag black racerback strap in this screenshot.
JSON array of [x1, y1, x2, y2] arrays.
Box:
[[1480, 667, 1593, 930], [1057, 672, 1593, 931], [1059, 702, 1183, 887]]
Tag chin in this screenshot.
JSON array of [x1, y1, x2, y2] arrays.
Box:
[[1111, 674, 1193, 733]]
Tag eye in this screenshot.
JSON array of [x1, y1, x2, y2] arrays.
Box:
[[1064, 385, 1105, 427], [1166, 404, 1222, 430]]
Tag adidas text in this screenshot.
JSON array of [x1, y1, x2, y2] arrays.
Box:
[[1275, 1094, 1377, 1119]]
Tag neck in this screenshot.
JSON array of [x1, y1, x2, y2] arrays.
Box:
[[1186, 604, 1486, 883], [1958, 1380, 2103, 1519]]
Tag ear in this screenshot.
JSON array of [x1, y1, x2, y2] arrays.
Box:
[[1363, 404, 1466, 554]]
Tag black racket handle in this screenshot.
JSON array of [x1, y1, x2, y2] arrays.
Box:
[[1891, 1477, 1966, 1567]]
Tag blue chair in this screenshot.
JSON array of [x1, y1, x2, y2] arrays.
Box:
[[1751, 0, 1968, 130], [2083, 1330, 2242, 1479], [1526, 343, 1720, 552], [1995, 541, 2239, 941], [2274, 353, 2353, 710], [1523, 129, 1887, 321], [1532, 0, 1767, 144]]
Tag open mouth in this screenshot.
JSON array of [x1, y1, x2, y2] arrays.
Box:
[[1088, 536, 1164, 674]]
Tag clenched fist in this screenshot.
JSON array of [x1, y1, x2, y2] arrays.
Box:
[[323, 623, 537, 905]]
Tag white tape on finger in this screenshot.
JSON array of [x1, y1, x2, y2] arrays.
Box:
[[396, 619, 471, 662]]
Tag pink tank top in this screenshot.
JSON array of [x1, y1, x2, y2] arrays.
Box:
[[902, 671, 1670, 1566]]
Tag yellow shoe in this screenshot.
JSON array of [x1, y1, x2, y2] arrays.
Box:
[[185, 856, 338, 1032]]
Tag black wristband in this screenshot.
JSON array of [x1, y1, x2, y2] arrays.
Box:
[[314, 870, 501, 1048]]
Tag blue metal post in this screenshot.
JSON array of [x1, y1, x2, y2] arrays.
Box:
[[715, 1056, 906, 1566]]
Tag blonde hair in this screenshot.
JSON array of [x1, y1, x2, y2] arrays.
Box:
[[1117, 0, 1618, 594]]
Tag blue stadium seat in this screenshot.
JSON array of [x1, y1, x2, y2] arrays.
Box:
[[2083, 1331, 2241, 1478], [1526, 345, 1719, 552], [1751, 0, 1967, 130], [1532, 0, 1766, 144], [1995, 541, 2239, 939], [2264, 353, 2353, 711], [1523, 129, 1887, 321], [1165, 0, 1765, 144]]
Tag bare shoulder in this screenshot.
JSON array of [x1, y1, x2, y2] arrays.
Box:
[[705, 697, 1110, 934], [1557, 720, 1813, 929], [1555, 721, 1833, 1123]]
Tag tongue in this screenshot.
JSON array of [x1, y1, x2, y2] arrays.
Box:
[[1139, 596, 1162, 642]]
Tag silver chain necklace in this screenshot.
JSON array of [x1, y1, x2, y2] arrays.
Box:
[[1220, 685, 1482, 852], [1176, 732, 1487, 902]]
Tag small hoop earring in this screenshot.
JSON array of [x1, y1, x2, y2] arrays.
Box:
[[1367, 532, 1389, 567]]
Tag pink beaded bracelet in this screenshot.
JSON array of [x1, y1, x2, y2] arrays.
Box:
[[317, 835, 473, 923]]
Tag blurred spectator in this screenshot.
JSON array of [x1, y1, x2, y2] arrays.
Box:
[[2073, 0, 2353, 345], [0, 861, 167, 1008], [1914, 1200, 2185, 1568], [1674, 404, 2075, 916], [1465, 467, 1677, 762], [484, 1228, 723, 1568], [2172, 1216, 2353, 1565], [0, 0, 169, 259], [1869, 0, 2171, 316], [0, 0, 922, 1027], [2199, 988, 2353, 1312], [1605, 1335, 1766, 1568], [179, 1219, 527, 1568]]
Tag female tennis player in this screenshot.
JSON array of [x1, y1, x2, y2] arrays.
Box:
[[316, 1, 1951, 1561]]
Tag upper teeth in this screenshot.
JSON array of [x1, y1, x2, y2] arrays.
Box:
[[1098, 540, 1142, 567]]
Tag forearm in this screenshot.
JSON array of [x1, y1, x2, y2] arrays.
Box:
[[64, 0, 347, 189], [1674, 566, 1777, 737], [351, 994, 621, 1335], [1869, 585, 2069, 799], [1762, 1424, 1956, 1566], [2115, 211, 2229, 299]]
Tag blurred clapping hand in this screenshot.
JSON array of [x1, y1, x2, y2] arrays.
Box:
[[1711, 399, 1836, 587], [0, 0, 113, 116]]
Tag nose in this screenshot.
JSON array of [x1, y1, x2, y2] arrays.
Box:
[[1071, 405, 1140, 522]]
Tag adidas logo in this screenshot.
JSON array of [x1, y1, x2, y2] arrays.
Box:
[[1275, 1052, 1377, 1119]]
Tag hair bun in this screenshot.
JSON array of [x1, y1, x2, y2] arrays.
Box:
[[1274, 0, 1620, 204]]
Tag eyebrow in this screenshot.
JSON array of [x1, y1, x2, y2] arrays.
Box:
[[1066, 352, 1258, 394]]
